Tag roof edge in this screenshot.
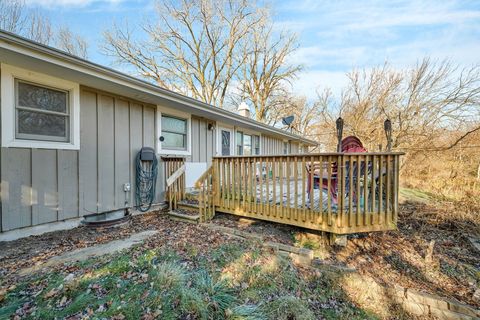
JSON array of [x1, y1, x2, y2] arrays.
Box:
[[0, 30, 318, 146]]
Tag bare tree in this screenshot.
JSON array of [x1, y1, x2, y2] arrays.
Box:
[[236, 23, 302, 121], [56, 26, 88, 58], [1, 0, 52, 43], [25, 9, 52, 44], [103, 0, 264, 107], [268, 93, 320, 136], [0, 0, 88, 58], [0, 0, 24, 33], [103, 0, 299, 110], [317, 59, 480, 152]]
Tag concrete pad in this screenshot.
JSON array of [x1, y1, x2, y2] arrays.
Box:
[[19, 230, 158, 275]]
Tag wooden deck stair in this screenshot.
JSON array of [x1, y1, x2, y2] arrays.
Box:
[[167, 189, 201, 223]]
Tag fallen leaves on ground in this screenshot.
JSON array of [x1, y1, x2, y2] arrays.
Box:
[[1, 199, 478, 314]]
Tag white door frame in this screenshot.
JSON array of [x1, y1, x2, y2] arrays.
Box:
[[217, 126, 234, 156]]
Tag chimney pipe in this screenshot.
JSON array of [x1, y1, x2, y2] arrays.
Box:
[[237, 102, 250, 118]]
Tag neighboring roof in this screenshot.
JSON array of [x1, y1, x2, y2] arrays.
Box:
[[0, 30, 317, 146]]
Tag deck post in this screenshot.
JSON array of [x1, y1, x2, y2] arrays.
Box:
[[336, 117, 344, 152]]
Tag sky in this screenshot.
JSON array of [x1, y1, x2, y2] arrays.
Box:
[[22, 0, 480, 99]]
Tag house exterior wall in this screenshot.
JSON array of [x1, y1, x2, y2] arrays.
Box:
[[189, 116, 216, 164], [0, 87, 161, 232], [291, 142, 300, 154], [0, 81, 305, 233], [78, 88, 161, 216], [261, 136, 302, 155], [262, 135, 284, 155]]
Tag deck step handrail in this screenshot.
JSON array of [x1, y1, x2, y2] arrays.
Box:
[[195, 165, 215, 222], [163, 157, 186, 211]]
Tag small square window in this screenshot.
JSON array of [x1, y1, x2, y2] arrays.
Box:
[[15, 80, 70, 142], [161, 115, 187, 150]]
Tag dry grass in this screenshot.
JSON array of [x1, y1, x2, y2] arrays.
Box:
[[402, 154, 480, 232], [341, 273, 410, 319]]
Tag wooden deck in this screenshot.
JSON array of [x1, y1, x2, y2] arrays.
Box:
[[253, 178, 387, 212], [169, 152, 404, 235]]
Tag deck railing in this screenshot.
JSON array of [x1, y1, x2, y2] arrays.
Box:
[[163, 157, 186, 211], [195, 164, 215, 222], [210, 152, 403, 234]]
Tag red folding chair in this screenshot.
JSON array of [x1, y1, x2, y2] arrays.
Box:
[[306, 136, 367, 206]]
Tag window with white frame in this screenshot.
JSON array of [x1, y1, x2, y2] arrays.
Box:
[[161, 114, 188, 150], [236, 131, 260, 155], [156, 108, 191, 156], [1, 64, 80, 150], [15, 80, 70, 142]]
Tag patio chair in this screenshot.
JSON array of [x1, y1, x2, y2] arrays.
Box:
[[306, 136, 368, 208], [342, 137, 391, 211]]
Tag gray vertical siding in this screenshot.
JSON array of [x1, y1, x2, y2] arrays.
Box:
[[57, 150, 78, 220], [291, 142, 300, 154], [261, 136, 303, 155], [262, 135, 284, 155], [0, 88, 161, 231], [1, 147, 81, 231], [114, 99, 130, 209], [1, 149, 32, 230], [97, 95, 115, 212], [31, 149, 57, 225], [79, 89, 161, 217], [190, 116, 216, 164]]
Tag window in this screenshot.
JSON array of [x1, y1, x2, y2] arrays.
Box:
[[15, 80, 70, 142], [236, 131, 244, 155], [221, 130, 232, 156], [161, 115, 187, 150], [236, 131, 260, 155], [244, 134, 252, 155], [157, 109, 191, 156], [253, 135, 260, 155], [283, 141, 291, 154], [1, 64, 80, 150]]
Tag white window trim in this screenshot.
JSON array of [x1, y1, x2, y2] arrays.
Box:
[[156, 106, 191, 156], [1, 63, 80, 150]]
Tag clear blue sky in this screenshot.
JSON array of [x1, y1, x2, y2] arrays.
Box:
[[24, 0, 480, 98]]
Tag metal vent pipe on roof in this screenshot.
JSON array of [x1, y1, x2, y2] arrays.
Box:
[[237, 101, 250, 118]]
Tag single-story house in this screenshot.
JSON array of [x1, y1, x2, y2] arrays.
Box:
[[0, 30, 317, 238]]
